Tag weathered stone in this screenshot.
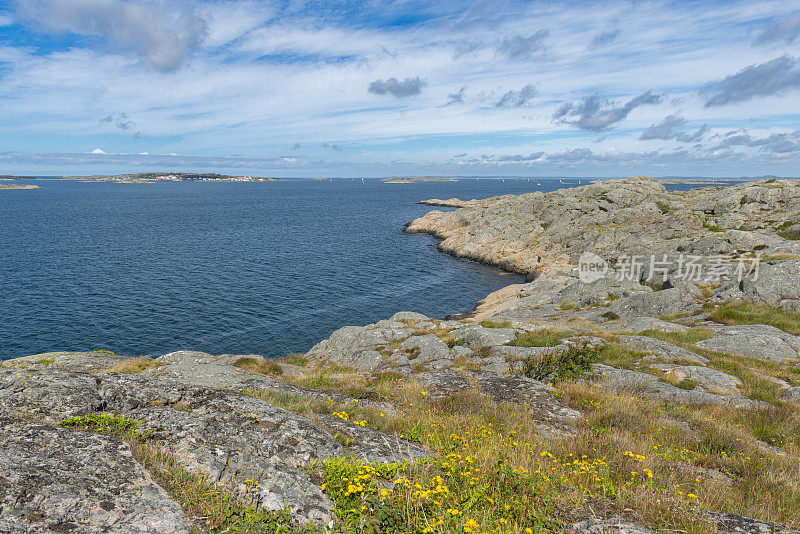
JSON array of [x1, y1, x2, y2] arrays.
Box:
[[624, 316, 690, 334], [305, 324, 412, 371], [400, 334, 451, 363], [592, 364, 766, 408], [0, 416, 190, 534], [571, 517, 652, 533], [650, 364, 742, 395], [618, 335, 709, 365], [610, 286, 701, 319], [725, 229, 783, 251], [781, 387, 800, 404], [695, 325, 800, 364], [450, 325, 518, 347]]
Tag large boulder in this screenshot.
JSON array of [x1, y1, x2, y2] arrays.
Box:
[[305, 323, 413, 371], [610, 286, 702, 319]]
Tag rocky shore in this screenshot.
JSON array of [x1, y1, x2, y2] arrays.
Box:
[[3, 177, 800, 533]]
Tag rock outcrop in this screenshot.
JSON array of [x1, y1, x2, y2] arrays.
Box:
[[4, 177, 800, 533]]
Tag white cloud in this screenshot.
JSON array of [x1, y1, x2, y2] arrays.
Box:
[[18, 0, 207, 72]]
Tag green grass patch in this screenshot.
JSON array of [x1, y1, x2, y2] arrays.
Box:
[[280, 354, 309, 366], [655, 200, 671, 214], [507, 329, 571, 347], [708, 302, 800, 335], [35, 358, 55, 365], [60, 413, 152, 439], [777, 223, 800, 240], [675, 379, 698, 390], [479, 320, 512, 329], [638, 328, 715, 346], [558, 301, 580, 311], [233, 357, 284, 376]]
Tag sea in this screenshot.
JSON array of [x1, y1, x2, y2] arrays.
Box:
[[0, 177, 702, 360]]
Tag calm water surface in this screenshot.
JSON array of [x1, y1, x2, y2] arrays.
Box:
[[1, 178, 597, 359]]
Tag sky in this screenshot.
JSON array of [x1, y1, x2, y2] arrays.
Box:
[[1, 0, 800, 177]]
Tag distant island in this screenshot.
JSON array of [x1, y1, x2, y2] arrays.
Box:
[[64, 172, 280, 183], [0, 183, 41, 190], [381, 176, 458, 184], [0, 173, 279, 183]]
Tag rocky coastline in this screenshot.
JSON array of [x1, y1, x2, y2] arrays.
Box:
[[3, 176, 800, 533]]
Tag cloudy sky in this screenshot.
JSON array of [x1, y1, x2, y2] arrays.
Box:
[[1, 0, 800, 177]]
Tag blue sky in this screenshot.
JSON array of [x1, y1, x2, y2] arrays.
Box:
[[1, 0, 800, 177]]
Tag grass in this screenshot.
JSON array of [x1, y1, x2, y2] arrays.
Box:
[[260, 369, 800, 533], [280, 353, 310, 366], [638, 328, 715, 345], [507, 329, 571, 347], [479, 320, 512, 329], [233, 357, 284, 376], [558, 301, 580, 311], [105, 358, 166, 374], [655, 200, 671, 214], [777, 223, 800, 240], [35, 358, 55, 365], [59, 412, 152, 438], [708, 302, 800, 335]]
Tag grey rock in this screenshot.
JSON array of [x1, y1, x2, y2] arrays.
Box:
[[400, 334, 451, 364], [450, 325, 518, 347], [317, 415, 428, 464], [571, 517, 652, 533], [624, 316, 689, 334], [725, 229, 783, 251], [618, 335, 709, 364], [713, 512, 799, 533], [305, 324, 413, 371], [737, 259, 800, 308], [592, 364, 766, 408], [390, 311, 432, 323], [610, 287, 701, 319], [695, 325, 800, 364], [450, 345, 473, 358], [650, 364, 742, 395], [0, 416, 190, 534], [781, 387, 800, 403], [415, 369, 580, 432]]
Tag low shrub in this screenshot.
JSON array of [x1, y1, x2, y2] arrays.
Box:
[[521, 343, 599, 382]]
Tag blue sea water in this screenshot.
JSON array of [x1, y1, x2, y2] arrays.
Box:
[[0, 177, 664, 360]]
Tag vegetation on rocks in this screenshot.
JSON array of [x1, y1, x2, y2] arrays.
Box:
[[709, 302, 800, 335]]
